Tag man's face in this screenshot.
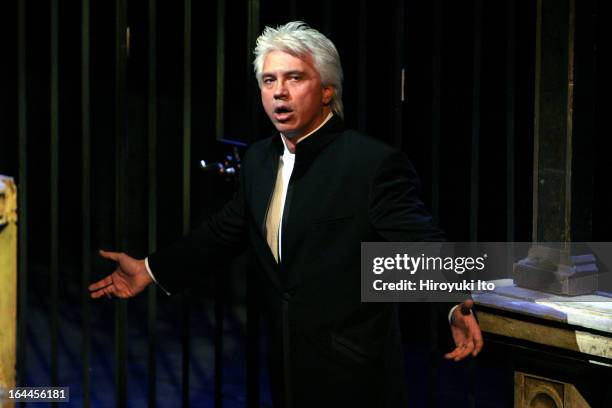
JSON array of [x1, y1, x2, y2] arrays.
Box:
[[260, 50, 334, 140]]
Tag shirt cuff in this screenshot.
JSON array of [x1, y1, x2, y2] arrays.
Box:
[[448, 304, 473, 324], [448, 304, 459, 324], [145, 257, 171, 296]]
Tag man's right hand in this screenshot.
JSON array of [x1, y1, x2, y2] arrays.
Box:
[[88, 250, 153, 299]]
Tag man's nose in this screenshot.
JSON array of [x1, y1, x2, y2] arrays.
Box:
[[273, 81, 288, 99]]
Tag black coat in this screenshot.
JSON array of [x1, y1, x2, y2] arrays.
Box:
[[149, 116, 445, 407]]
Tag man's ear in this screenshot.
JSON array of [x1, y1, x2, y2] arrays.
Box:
[[322, 86, 334, 105]]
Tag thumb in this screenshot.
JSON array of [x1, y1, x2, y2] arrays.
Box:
[[99, 249, 122, 262]]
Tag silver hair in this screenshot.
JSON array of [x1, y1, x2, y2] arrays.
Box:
[[253, 21, 344, 119]]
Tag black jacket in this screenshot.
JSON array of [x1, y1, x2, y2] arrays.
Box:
[[149, 116, 445, 407]]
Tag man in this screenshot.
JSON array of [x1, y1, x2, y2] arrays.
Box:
[[90, 21, 482, 407]]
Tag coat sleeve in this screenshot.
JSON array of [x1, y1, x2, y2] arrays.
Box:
[[147, 163, 249, 294], [368, 150, 444, 242], [368, 150, 459, 338]]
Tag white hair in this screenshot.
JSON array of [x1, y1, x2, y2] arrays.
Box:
[[253, 21, 344, 119]]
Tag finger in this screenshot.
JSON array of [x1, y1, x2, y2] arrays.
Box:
[[444, 342, 466, 360], [459, 315, 483, 357], [454, 341, 475, 361], [99, 249, 122, 262], [88, 275, 114, 291], [473, 336, 484, 356], [445, 341, 474, 361], [91, 285, 115, 299], [444, 347, 461, 360], [471, 327, 484, 356], [457, 314, 482, 355]]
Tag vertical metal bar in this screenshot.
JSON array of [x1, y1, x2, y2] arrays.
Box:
[[214, 286, 224, 408], [431, 0, 442, 223], [215, 0, 225, 141], [147, 1, 158, 407], [246, 2, 260, 405], [214, 1, 225, 404], [183, 1, 191, 236], [506, 0, 516, 242], [468, 1, 483, 406], [181, 0, 192, 406], [288, 0, 297, 20], [565, 0, 576, 243], [246, 0, 260, 139], [428, 0, 443, 406], [323, 1, 332, 35], [50, 0, 60, 401], [246, 275, 259, 408], [357, 0, 367, 132], [391, 0, 405, 149], [17, 0, 28, 394], [532, 0, 542, 242], [469, 0, 482, 243], [81, 0, 92, 406], [115, 0, 128, 405], [181, 297, 190, 408], [427, 305, 438, 408]]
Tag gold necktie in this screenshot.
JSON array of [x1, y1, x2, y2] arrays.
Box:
[[266, 158, 284, 263]]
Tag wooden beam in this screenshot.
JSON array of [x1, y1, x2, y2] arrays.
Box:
[[479, 310, 612, 361]]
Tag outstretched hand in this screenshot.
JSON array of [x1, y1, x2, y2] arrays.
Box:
[[445, 299, 483, 361], [88, 250, 152, 299]]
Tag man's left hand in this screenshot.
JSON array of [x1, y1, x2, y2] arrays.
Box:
[[445, 299, 483, 361]]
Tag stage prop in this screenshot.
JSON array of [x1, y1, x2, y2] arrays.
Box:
[[475, 0, 610, 406], [0, 175, 17, 408]]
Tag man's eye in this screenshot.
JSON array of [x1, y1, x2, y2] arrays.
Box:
[[289, 76, 301, 81], [263, 78, 275, 85]]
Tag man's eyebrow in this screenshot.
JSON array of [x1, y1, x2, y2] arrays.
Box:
[[261, 69, 306, 77]]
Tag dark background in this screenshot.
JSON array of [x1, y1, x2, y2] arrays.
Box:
[[0, 0, 607, 406]]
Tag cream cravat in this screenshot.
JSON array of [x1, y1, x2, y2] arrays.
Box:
[[264, 113, 333, 263], [266, 157, 284, 263]]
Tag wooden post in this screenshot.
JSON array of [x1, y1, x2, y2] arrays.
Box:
[[531, 0, 576, 244], [0, 175, 17, 408], [514, 0, 597, 296]]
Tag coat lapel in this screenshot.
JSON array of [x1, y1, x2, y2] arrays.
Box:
[[249, 136, 284, 287], [252, 136, 282, 238]]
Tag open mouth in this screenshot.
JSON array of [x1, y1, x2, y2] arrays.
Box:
[[274, 106, 293, 121]]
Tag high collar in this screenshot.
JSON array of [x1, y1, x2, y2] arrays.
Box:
[[270, 115, 345, 166]]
